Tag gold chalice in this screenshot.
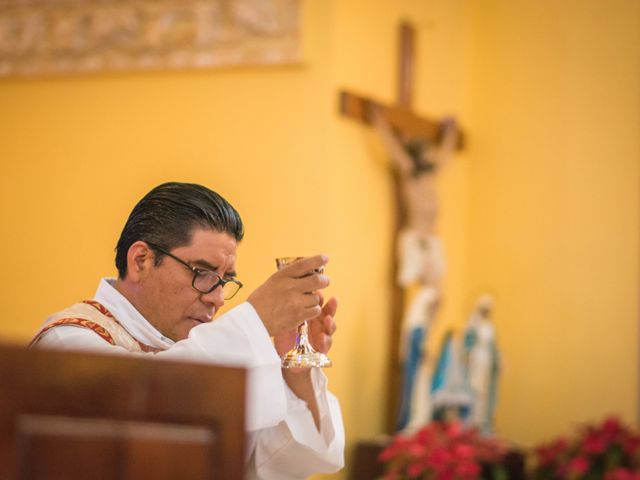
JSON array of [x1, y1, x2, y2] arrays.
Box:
[[276, 257, 332, 368]]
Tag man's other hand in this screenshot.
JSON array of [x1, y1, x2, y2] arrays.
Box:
[[247, 255, 330, 337], [273, 296, 338, 357]]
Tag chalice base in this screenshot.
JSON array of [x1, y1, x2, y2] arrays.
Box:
[[281, 343, 332, 368]]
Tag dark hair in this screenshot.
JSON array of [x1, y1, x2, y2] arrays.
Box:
[[115, 182, 244, 278]]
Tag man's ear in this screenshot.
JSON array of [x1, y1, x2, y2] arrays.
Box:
[[126, 241, 155, 283]]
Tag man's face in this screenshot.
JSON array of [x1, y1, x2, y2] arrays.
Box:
[[138, 228, 238, 342]]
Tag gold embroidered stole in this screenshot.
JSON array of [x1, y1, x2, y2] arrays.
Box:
[[30, 300, 163, 353]]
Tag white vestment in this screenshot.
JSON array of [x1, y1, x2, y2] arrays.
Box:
[[33, 278, 345, 480]]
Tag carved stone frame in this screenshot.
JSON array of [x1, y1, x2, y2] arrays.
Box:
[[0, 0, 301, 77]]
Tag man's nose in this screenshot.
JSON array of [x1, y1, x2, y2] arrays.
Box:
[[200, 285, 225, 309]]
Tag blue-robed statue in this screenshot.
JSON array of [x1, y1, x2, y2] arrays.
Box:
[[462, 295, 500, 434], [429, 330, 475, 425], [395, 286, 440, 432], [408, 295, 500, 434]]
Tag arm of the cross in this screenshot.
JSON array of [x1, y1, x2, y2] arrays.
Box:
[[338, 90, 464, 149]]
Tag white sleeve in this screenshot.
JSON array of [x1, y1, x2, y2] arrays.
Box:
[[252, 369, 345, 479]]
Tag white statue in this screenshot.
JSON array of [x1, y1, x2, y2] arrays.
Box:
[[463, 295, 500, 434]]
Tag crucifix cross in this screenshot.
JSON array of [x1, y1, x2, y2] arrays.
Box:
[[338, 21, 465, 432], [339, 22, 464, 149]]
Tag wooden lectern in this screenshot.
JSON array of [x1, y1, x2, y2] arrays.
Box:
[[0, 344, 246, 480]]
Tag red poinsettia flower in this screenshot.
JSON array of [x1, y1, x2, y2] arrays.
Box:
[[604, 468, 640, 480], [623, 434, 640, 457], [581, 430, 608, 455], [567, 456, 590, 476], [535, 437, 570, 467], [452, 443, 477, 460], [532, 416, 640, 480], [379, 435, 413, 461], [601, 417, 625, 442], [379, 421, 507, 480], [455, 460, 482, 478]]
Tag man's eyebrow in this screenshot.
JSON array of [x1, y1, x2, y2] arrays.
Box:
[[192, 259, 217, 271], [192, 259, 237, 277]]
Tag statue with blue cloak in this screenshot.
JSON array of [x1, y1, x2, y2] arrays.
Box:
[[463, 294, 500, 434]]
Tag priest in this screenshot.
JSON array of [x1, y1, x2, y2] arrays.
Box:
[[31, 181, 345, 480]]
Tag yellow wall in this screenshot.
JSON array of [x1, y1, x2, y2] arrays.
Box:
[[0, 0, 638, 478], [0, 1, 335, 340], [467, 0, 640, 447]]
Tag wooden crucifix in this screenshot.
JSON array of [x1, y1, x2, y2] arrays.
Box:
[[339, 21, 464, 433]]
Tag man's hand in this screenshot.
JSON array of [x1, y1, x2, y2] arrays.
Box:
[[247, 255, 330, 337], [273, 296, 338, 357]]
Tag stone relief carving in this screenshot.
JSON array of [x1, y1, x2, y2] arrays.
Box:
[[0, 0, 300, 76]]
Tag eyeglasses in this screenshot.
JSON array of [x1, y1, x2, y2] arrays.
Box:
[[145, 241, 243, 300]]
